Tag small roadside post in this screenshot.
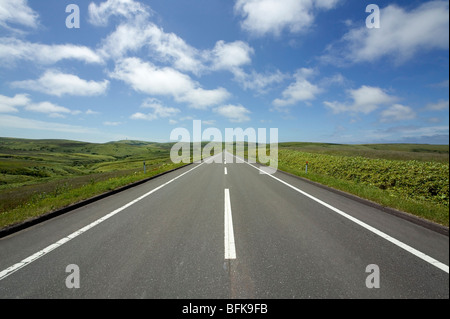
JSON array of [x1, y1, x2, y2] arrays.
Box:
[[305, 161, 308, 174], [144, 161, 146, 174]]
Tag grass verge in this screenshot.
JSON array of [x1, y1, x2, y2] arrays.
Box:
[[0, 161, 186, 230], [277, 163, 449, 227]]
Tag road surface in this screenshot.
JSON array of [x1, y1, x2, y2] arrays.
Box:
[[0, 152, 448, 298]]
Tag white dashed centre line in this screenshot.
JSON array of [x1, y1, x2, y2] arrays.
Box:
[[224, 189, 236, 260]]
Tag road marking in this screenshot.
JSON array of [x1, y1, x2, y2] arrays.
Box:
[[224, 189, 236, 260], [0, 155, 221, 282], [224, 167, 228, 175], [230, 152, 449, 274]]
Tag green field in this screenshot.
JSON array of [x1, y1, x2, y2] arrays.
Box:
[[0, 138, 188, 229], [261, 142, 449, 226], [278, 142, 449, 163], [0, 138, 449, 229]]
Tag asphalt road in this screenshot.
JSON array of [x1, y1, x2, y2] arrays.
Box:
[[0, 152, 448, 299]]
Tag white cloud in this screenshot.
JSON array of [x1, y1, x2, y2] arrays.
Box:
[[86, 109, 101, 115], [234, 0, 341, 37], [243, 70, 286, 93], [324, 1, 449, 64], [101, 23, 253, 76], [320, 73, 346, 87], [324, 85, 398, 114], [381, 104, 416, 122], [131, 98, 180, 121], [431, 80, 449, 88], [110, 57, 229, 109], [210, 40, 254, 71], [99, 22, 202, 74], [315, 0, 340, 10], [0, 115, 98, 134], [88, 0, 150, 26], [92, 0, 206, 75], [180, 87, 230, 109], [98, 14, 285, 94], [0, 38, 104, 66], [148, 25, 203, 74], [214, 104, 251, 123], [376, 125, 449, 143], [130, 112, 153, 121], [0, 93, 80, 118], [0, 93, 30, 113], [202, 120, 216, 126], [97, 23, 147, 58], [103, 121, 122, 126], [207, 40, 286, 93], [0, 0, 39, 30], [11, 70, 109, 97], [25, 101, 71, 115], [273, 68, 321, 108], [425, 100, 449, 111], [111, 58, 192, 95]]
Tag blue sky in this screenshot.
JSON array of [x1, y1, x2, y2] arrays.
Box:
[[0, 0, 449, 144]]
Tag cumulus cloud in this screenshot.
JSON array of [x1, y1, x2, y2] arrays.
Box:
[[88, 0, 150, 26], [11, 70, 109, 97], [273, 68, 322, 109], [324, 86, 398, 114], [323, 1, 449, 65], [0, 93, 80, 118], [131, 98, 181, 121], [98, 22, 204, 74], [210, 40, 254, 71], [97, 11, 285, 94], [0, 0, 39, 30], [0, 93, 30, 113], [234, 0, 341, 37], [0, 38, 104, 66], [110, 57, 229, 109], [96, 3, 283, 93], [214, 104, 251, 122]]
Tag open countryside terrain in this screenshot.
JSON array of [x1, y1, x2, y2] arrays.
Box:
[[275, 143, 449, 226], [0, 137, 185, 228], [0, 138, 448, 229]]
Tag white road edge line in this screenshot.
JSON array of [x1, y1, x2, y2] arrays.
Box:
[[0, 154, 221, 282], [231, 153, 449, 274], [224, 189, 236, 260]]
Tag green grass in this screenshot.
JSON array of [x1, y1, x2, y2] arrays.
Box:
[[0, 137, 186, 229], [0, 161, 185, 229], [251, 144, 449, 226], [279, 142, 449, 163], [277, 162, 449, 227]]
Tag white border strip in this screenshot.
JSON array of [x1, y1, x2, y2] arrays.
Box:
[[233, 153, 449, 274], [0, 158, 214, 281]]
